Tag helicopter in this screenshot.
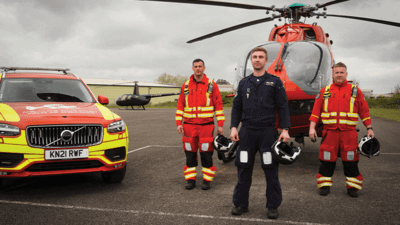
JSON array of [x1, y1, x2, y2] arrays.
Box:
[[116, 81, 180, 110], [141, 0, 400, 162]]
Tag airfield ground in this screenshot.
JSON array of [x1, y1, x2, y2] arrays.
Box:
[[1, 108, 399, 225]]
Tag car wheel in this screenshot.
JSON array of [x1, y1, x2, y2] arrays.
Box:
[[102, 164, 126, 184]]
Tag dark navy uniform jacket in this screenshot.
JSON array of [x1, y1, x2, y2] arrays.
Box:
[[231, 72, 290, 129]]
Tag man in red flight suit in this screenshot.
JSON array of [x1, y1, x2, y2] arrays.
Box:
[[176, 59, 225, 190], [309, 62, 375, 198]]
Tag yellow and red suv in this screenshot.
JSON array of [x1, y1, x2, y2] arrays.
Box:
[[0, 67, 128, 186]]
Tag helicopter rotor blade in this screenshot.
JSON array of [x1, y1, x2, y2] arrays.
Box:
[[187, 16, 277, 43], [140, 0, 276, 11], [326, 14, 400, 27], [318, 0, 349, 8]]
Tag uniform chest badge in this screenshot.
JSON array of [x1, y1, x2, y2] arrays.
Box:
[[323, 93, 331, 99], [266, 82, 274, 86]]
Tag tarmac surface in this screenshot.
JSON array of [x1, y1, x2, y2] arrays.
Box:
[[1, 108, 399, 225]]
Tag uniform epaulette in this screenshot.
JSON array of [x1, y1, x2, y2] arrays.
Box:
[[269, 74, 279, 78]]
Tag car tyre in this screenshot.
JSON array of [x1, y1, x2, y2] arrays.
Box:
[[102, 164, 126, 184]]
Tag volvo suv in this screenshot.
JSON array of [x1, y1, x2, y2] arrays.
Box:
[[0, 67, 129, 187]]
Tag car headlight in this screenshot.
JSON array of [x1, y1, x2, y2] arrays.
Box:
[[0, 124, 20, 136], [107, 120, 126, 133]]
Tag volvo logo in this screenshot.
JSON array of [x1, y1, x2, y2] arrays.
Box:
[[60, 130, 73, 142]]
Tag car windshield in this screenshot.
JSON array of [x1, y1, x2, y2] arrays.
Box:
[[0, 78, 96, 103]]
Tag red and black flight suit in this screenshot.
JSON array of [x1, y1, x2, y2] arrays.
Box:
[[310, 80, 372, 191], [175, 74, 225, 184]]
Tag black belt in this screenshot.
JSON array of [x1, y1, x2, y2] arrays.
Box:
[[184, 122, 214, 126]]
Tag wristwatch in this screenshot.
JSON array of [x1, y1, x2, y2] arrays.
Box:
[[283, 128, 289, 131], [367, 127, 373, 130]]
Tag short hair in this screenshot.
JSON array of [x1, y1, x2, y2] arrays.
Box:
[[250, 47, 268, 60], [193, 58, 205, 66], [334, 62, 347, 70]]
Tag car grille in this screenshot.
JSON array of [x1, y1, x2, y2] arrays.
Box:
[[26, 125, 103, 148], [25, 160, 104, 172]]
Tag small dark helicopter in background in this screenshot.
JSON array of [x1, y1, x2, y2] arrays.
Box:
[[142, 0, 400, 162], [116, 81, 180, 110]]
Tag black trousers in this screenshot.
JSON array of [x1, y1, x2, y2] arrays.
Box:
[[319, 160, 360, 177], [232, 126, 282, 209], [185, 151, 213, 168]]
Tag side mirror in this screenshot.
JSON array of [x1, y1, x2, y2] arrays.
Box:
[[98, 95, 109, 105]]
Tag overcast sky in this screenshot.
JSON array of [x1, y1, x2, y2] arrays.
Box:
[[1, 0, 399, 94]]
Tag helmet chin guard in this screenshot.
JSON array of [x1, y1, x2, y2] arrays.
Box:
[[271, 141, 301, 165], [358, 136, 380, 158]]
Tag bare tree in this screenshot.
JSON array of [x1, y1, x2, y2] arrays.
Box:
[[394, 84, 400, 94]]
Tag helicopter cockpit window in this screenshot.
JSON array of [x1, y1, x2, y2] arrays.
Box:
[[245, 43, 281, 77], [284, 42, 332, 95], [234, 42, 281, 90]]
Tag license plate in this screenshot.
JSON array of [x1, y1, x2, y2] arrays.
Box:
[[45, 149, 89, 160]]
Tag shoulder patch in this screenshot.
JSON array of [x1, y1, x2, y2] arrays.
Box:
[[315, 93, 320, 99]]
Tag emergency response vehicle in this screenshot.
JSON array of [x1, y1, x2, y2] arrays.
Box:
[[0, 67, 129, 187]]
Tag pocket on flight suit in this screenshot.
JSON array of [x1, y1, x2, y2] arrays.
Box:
[[341, 131, 359, 162], [182, 136, 195, 152], [199, 137, 214, 152], [319, 130, 337, 162], [260, 149, 277, 169], [235, 128, 251, 168]]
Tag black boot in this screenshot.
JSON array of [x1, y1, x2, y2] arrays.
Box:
[[267, 207, 279, 219], [347, 188, 359, 197], [185, 180, 195, 190], [201, 180, 211, 190], [320, 186, 330, 196], [231, 206, 248, 215]]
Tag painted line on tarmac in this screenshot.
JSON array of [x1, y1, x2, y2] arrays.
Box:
[[0, 199, 328, 225], [128, 145, 180, 153], [380, 153, 400, 155]]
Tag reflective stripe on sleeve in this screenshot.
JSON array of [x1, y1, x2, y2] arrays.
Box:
[[175, 116, 183, 120], [362, 117, 371, 122], [216, 116, 225, 121], [311, 114, 319, 119], [176, 110, 184, 115], [215, 110, 224, 115]]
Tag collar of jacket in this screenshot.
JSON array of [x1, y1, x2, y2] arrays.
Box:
[[332, 79, 348, 88], [191, 74, 208, 84], [249, 71, 269, 85]]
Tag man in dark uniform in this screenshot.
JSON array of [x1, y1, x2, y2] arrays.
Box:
[[230, 47, 290, 219]]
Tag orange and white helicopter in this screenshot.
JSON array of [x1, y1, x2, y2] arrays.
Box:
[[142, 0, 400, 162]]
